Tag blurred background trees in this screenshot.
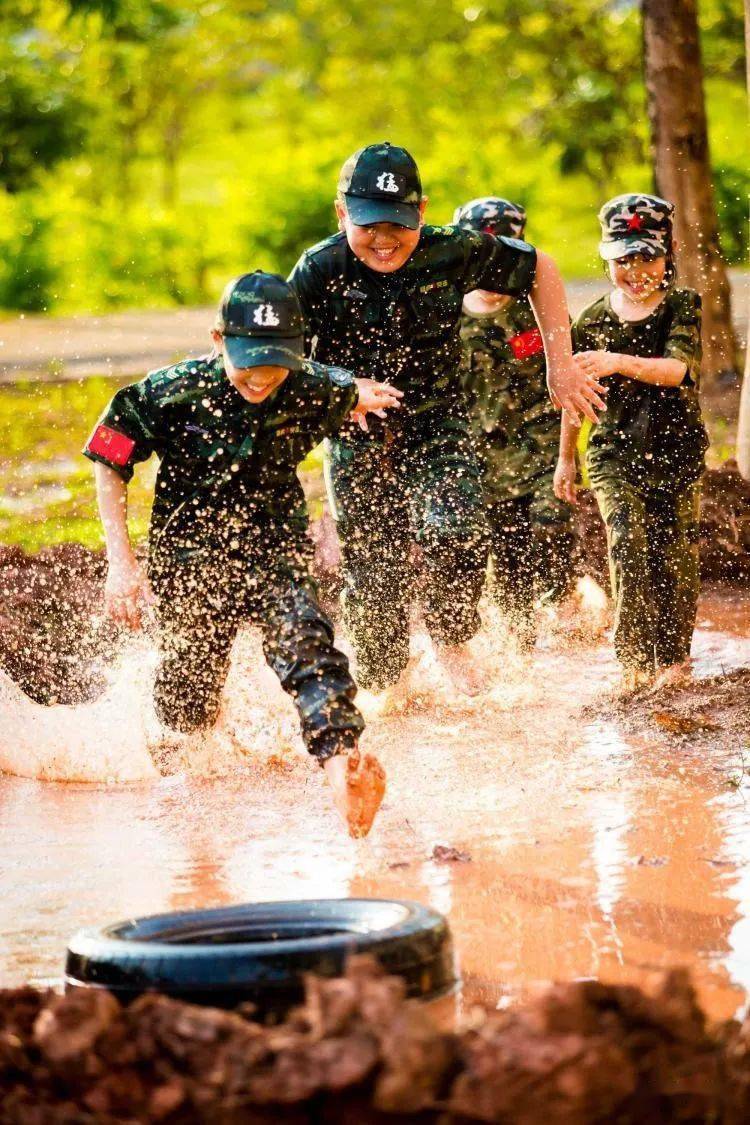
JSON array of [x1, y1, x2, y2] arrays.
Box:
[[0, 1, 745, 348], [643, 0, 737, 381]]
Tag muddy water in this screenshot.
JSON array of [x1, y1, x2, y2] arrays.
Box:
[[2, 588, 750, 1025]]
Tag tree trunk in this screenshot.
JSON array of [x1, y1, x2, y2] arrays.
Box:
[[736, 0, 750, 478], [739, 343, 750, 479], [641, 0, 738, 385]]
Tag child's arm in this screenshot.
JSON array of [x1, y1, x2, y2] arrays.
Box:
[[94, 463, 154, 630], [576, 289, 701, 389], [461, 234, 606, 424], [529, 251, 607, 425], [575, 350, 687, 387], [84, 382, 158, 630], [553, 411, 581, 507]]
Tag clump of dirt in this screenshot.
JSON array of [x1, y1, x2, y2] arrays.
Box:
[[5, 957, 750, 1123], [0, 544, 106, 705], [573, 464, 750, 586], [698, 463, 750, 584], [598, 666, 750, 750]]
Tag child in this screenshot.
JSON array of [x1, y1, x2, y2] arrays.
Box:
[[84, 271, 402, 837], [554, 194, 708, 692], [455, 197, 574, 649], [289, 142, 604, 695]]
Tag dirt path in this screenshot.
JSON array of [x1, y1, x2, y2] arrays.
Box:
[[1, 586, 750, 1025], [1, 272, 747, 382]]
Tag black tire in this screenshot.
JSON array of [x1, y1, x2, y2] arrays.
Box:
[[65, 899, 455, 1017]]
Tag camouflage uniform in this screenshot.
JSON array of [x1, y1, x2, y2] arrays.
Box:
[[575, 199, 708, 673], [459, 299, 573, 639], [84, 352, 364, 761], [289, 220, 537, 689], [455, 197, 573, 644]]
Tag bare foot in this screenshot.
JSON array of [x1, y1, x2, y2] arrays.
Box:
[[357, 659, 419, 718], [357, 684, 400, 719], [617, 668, 655, 697], [150, 732, 191, 776], [436, 640, 487, 697], [650, 661, 692, 693], [324, 748, 386, 839]]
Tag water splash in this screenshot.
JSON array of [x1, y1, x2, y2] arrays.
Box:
[[0, 629, 307, 783]]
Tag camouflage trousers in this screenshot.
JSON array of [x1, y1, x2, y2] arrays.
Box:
[[485, 480, 575, 647], [148, 542, 363, 761], [590, 472, 701, 673], [325, 407, 488, 691]]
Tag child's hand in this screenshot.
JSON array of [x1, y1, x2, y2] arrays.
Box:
[[553, 456, 578, 506], [351, 378, 404, 432], [104, 555, 155, 630], [575, 351, 620, 379], [547, 360, 607, 425]]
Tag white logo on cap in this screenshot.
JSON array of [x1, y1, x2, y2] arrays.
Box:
[[376, 172, 400, 193], [253, 304, 280, 327]]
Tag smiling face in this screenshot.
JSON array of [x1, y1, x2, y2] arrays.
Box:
[[609, 251, 668, 302], [211, 331, 290, 403], [335, 198, 427, 273]]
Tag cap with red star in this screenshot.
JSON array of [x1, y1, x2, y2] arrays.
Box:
[[597, 193, 674, 261]]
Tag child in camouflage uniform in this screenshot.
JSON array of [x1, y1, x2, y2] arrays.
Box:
[[554, 195, 708, 692], [289, 142, 604, 695], [84, 272, 402, 837], [455, 197, 574, 649]]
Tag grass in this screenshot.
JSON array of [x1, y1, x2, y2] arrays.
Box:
[[0, 376, 326, 551]]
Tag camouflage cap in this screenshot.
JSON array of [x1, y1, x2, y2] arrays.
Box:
[[598, 193, 674, 261], [338, 142, 422, 229], [215, 271, 305, 370], [453, 196, 527, 239]]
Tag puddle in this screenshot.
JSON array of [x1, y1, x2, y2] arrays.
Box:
[[1, 588, 749, 1025]]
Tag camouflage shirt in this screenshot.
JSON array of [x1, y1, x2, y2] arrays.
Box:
[[572, 288, 708, 486], [459, 297, 560, 499], [288, 226, 537, 413], [83, 354, 357, 555]]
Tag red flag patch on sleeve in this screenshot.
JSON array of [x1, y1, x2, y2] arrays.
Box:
[[86, 424, 136, 466], [508, 328, 544, 360]]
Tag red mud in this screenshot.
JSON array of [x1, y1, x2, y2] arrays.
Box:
[[4, 957, 750, 1124], [589, 662, 750, 744]]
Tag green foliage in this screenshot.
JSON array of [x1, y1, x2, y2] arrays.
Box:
[[0, 0, 745, 313], [713, 164, 750, 265], [0, 375, 324, 550], [0, 196, 58, 311], [0, 3, 87, 194], [0, 377, 155, 550]]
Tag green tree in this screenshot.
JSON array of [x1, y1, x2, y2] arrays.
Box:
[[0, 4, 86, 192]]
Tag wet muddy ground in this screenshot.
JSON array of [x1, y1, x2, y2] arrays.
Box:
[[1, 577, 749, 1030]]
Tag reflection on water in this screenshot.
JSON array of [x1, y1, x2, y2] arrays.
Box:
[[1, 588, 749, 1024]]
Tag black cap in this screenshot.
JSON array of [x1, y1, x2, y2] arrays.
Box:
[[215, 272, 305, 370], [338, 142, 422, 229], [453, 196, 527, 239]]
